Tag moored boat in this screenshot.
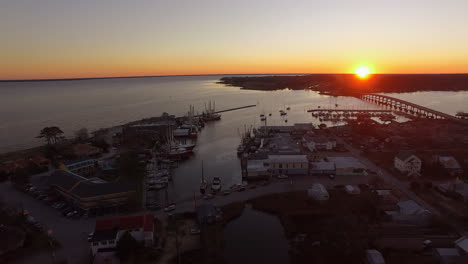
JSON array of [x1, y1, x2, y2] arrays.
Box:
[[211, 177, 221, 192]]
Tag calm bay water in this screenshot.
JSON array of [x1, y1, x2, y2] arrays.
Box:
[[2, 75, 467, 199]]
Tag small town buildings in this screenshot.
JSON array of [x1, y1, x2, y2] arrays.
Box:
[[309, 161, 335, 175], [454, 236, 468, 255], [90, 214, 155, 256], [246, 160, 269, 178], [391, 200, 431, 225], [268, 134, 301, 154], [328, 156, 367, 176], [268, 155, 309, 175], [291, 123, 314, 138], [433, 156, 463, 177], [366, 249, 385, 264], [394, 152, 421, 177], [307, 183, 329, 201], [47, 170, 136, 210], [303, 135, 336, 151], [438, 179, 468, 203], [432, 248, 461, 264]]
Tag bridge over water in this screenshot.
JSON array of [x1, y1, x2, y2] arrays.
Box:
[[360, 93, 467, 124]]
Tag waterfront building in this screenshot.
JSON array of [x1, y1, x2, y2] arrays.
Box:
[[268, 155, 309, 175], [328, 156, 367, 176], [309, 161, 335, 175], [394, 152, 421, 177], [47, 170, 136, 210], [303, 135, 336, 151], [246, 160, 270, 178], [90, 214, 155, 256]]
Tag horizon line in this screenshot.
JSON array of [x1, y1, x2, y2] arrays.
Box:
[[2, 72, 468, 82]]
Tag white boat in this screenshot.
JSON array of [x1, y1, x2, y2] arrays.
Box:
[[211, 177, 221, 192]]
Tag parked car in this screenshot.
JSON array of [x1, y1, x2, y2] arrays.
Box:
[[277, 174, 288, 179], [147, 204, 162, 211], [37, 194, 48, 200], [203, 194, 214, 200], [190, 227, 201, 235], [164, 203, 176, 212], [66, 210, 78, 218], [328, 174, 335, 180], [62, 208, 73, 216]]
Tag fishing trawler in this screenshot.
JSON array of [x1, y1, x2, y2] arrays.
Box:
[[202, 101, 221, 121]]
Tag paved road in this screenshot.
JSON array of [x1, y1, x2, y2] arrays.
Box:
[[154, 174, 368, 216], [338, 138, 467, 236]]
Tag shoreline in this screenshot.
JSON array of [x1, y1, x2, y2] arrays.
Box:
[[219, 74, 468, 95]]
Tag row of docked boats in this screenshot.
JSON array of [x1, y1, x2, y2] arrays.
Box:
[[146, 165, 172, 190]]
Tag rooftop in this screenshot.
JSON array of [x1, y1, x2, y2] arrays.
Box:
[[454, 236, 468, 254], [396, 151, 417, 161], [328, 156, 366, 169], [268, 155, 308, 163], [95, 214, 154, 233], [438, 156, 462, 169], [47, 170, 135, 199]]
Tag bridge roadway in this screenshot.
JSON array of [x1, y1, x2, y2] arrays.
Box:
[[361, 93, 466, 123]]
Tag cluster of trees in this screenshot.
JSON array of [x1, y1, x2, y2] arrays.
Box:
[[36, 126, 64, 145]]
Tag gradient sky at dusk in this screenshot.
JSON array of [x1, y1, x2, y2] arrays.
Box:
[[1, 0, 468, 80]]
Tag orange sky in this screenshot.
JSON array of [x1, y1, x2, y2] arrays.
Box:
[[2, 0, 468, 80]]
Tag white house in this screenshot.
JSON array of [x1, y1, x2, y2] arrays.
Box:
[[90, 214, 155, 256], [303, 135, 336, 152], [394, 152, 421, 177]]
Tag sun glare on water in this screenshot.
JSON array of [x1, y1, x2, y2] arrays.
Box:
[[355, 66, 371, 79]]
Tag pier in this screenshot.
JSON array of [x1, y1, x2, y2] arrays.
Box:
[[194, 104, 256, 117], [308, 109, 392, 113], [360, 93, 468, 124]]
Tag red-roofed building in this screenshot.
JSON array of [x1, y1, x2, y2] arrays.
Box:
[[90, 214, 155, 255]]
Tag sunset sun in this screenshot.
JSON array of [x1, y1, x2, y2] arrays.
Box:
[[355, 66, 371, 79]]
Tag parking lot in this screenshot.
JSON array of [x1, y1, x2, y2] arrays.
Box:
[[0, 182, 95, 264]]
